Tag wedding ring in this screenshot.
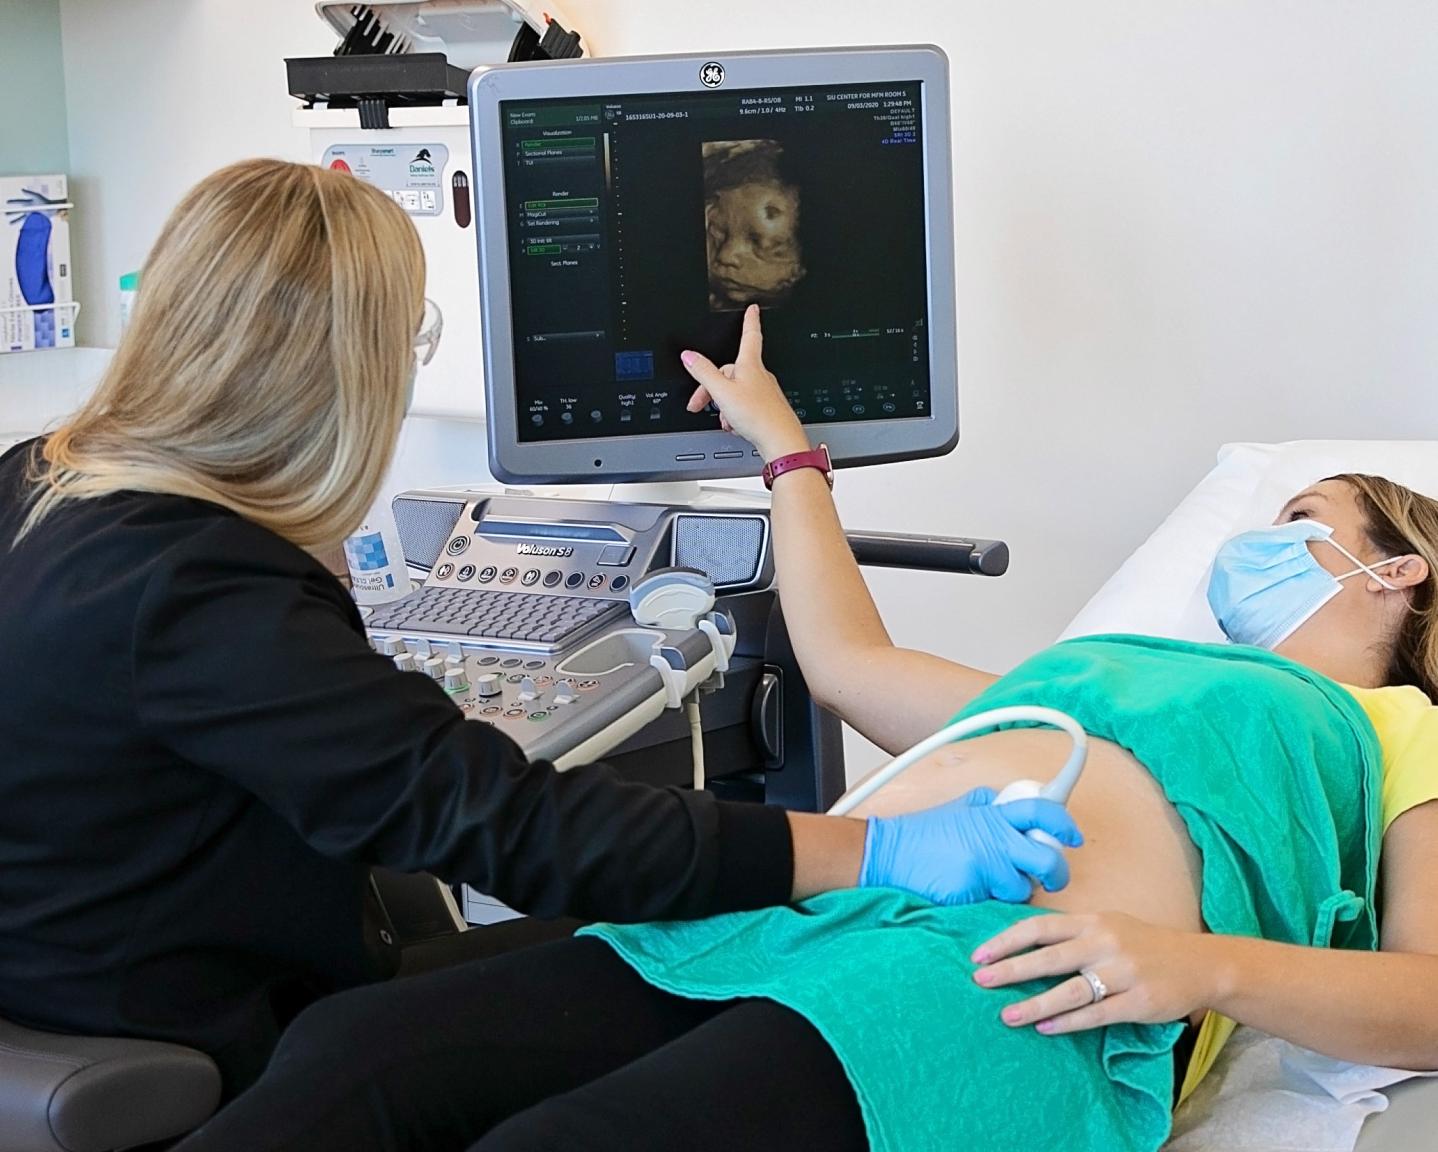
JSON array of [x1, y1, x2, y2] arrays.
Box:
[[1080, 968, 1109, 1005]]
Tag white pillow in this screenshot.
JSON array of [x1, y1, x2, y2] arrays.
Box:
[[1062, 441, 1438, 643]]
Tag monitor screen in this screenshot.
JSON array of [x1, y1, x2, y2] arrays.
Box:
[[470, 48, 957, 483]]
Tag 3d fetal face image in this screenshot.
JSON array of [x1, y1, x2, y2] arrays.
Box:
[[703, 140, 806, 311]]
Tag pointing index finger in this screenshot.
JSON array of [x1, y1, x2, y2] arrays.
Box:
[[738, 303, 763, 365]]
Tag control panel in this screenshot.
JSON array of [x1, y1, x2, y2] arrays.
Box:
[[368, 490, 759, 767], [371, 627, 714, 765]]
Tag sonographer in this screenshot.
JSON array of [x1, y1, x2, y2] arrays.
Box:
[[0, 159, 1079, 1100]]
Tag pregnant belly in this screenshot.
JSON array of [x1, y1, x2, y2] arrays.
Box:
[[843, 729, 1204, 933]]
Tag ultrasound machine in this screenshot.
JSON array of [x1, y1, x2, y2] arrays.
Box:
[[364, 45, 1009, 926]]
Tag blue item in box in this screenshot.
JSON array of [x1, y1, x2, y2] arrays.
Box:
[[3, 175, 75, 353]]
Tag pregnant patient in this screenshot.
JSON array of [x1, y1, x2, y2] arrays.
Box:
[[178, 312, 1438, 1152]]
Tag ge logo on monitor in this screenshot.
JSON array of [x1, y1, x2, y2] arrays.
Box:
[[699, 61, 725, 88]]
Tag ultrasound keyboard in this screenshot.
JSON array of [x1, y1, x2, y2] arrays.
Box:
[[362, 489, 767, 778], [365, 586, 627, 653]]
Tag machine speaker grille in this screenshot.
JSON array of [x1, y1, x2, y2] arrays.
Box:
[[673, 515, 766, 587], [391, 497, 466, 571]]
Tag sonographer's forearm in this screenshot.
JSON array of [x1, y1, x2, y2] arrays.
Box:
[[1204, 934, 1438, 1070], [787, 810, 865, 899], [436, 748, 796, 922]]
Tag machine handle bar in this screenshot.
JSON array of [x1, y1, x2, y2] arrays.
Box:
[[845, 530, 1009, 577]]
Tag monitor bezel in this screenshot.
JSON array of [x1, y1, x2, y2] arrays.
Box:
[[469, 45, 958, 484]]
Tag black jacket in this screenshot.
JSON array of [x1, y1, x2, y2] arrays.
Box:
[[0, 440, 791, 1093]]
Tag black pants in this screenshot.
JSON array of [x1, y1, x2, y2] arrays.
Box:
[[175, 936, 867, 1152]]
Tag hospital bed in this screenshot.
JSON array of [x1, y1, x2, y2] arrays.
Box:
[[2, 439, 1436, 1151]]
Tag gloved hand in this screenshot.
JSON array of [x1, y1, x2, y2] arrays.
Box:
[[860, 787, 1083, 905]]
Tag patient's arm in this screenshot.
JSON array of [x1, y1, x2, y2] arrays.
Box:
[[680, 308, 997, 755], [1203, 801, 1438, 1068], [1204, 799, 1438, 1068], [979, 801, 1438, 1071], [1376, 800, 1438, 955], [768, 467, 998, 754]]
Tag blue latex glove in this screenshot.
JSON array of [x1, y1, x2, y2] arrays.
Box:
[[859, 786, 1083, 906]]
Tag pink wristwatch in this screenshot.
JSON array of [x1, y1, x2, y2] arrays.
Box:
[[762, 444, 833, 490]]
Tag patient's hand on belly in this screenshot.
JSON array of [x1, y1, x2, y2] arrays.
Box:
[[843, 729, 1205, 934]]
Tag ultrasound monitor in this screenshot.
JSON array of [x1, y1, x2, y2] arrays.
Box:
[[468, 46, 957, 484]]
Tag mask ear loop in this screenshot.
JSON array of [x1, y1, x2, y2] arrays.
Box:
[[1324, 537, 1401, 591]]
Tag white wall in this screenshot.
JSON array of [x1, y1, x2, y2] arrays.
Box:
[[54, 0, 1438, 776], [0, 0, 69, 176], [58, 0, 333, 348]]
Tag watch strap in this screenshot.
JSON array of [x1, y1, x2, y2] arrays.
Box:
[[763, 444, 833, 490]]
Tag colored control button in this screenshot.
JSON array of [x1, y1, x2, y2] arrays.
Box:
[[527, 711, 550, 722], [481, 705, 502, 716], [521, 569, 541, 586], [542, 570, 563, 587], [446, 536, 470, 556], [588, 573, 605, 588], [565, 572, 585, 589], [609, 574, 629, 592], [435, 563, 455, 580], [499, 567, 519, 584], [478, 566, 497, 583], [534, 676, 554, 688], [578, 679, 600, 691], [457, 564, 476, 582], [504, 708, 525, 718]]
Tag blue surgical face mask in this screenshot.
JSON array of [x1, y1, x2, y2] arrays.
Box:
[[1207, 520, 1399, 650]]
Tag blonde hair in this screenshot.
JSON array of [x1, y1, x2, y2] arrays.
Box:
[[1331, 473, 1438, 701], [21, 158, 425, 550]]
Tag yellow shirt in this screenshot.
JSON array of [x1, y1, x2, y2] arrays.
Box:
[[1177, 683, 1438, 1104]]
